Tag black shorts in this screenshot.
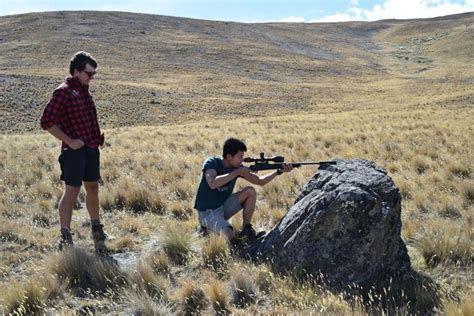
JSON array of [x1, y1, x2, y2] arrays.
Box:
[[59, 147, 101, 187]]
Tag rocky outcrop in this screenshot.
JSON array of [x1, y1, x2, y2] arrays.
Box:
[[245, 159, 411, 289]]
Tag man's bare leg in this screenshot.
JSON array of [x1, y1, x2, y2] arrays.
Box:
[[83, 181, 100, 221], [237, 186, 257, 226], [59, 184, 81, 229]]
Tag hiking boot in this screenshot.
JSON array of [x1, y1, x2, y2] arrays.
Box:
[[239, 224, 265, 243], [91, 224, 109, 255], [58, 228, 74, 251]]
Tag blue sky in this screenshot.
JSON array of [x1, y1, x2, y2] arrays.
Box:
[[1, 0, 473, 22]]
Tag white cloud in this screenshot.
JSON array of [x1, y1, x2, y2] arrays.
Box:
[[315, 0, 474, 22], [350, 0, 359, 5], [280, 16, 306, 22], [312, 13, 358, 23]]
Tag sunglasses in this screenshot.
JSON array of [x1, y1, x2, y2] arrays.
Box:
[[83, 70, 96, 78]]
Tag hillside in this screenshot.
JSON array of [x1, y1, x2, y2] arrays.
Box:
[[0, 11, 473, 132]]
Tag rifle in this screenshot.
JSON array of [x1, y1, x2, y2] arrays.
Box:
[[217, 152, 336, 175]]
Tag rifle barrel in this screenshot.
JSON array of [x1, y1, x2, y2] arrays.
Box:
[[290, 161, 336, 166]]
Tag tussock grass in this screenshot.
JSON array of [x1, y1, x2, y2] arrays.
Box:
[[49, 247, 124, 296], [144, 251, 170, 276], [169, 201, 193, 220], [179, 280, 208, 315], [43, 274, 64, 301], [444, 292, 474, 316], [207, 279, 231, 315], [110, 235, 136, 252], [1, 279, 46, 315], [162, 223, 194, 265], [131, 260, 169, 300], [100, 178, 166, 213], [412, 219, 473, 267], [202, 233, 230, 274], [460, 182, 474, 206], [128, 292, 173, 316], [117, 214, 142, 234], [447, 162, 471, 179], [32, 213, 50, 228], [230, 268, 258, 308]]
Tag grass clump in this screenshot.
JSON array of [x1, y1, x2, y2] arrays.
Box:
[[207, 279, 231, 315], [230, 268, 258, 308], [1, 280, 46, 315], [145, 251, 170, 275], [131, 260, 168, 300], [447, 162, 471, 178], [412, 219, 473, 267], [202, 233, 229, 274], [110, 235, 136, 252], [49, 247, 124, 296], [128, 292, 173, 316], [180, 280, 209, 315], [162, 223, 193, 265]]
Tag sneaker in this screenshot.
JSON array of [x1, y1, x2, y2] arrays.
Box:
[[239, 224, 265, 243], [58, 228, 74, 251]]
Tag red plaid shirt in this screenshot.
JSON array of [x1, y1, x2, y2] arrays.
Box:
[[41, 77, 103, 149]]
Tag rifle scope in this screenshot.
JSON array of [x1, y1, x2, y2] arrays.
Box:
[[244, 152, 285, 163]]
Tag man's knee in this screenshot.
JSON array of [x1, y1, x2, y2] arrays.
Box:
[[83, 181, 99, 195], [61, 185, 80, 206], [64, 185, 81, 197], [243, 186, 256, 198], [222, 226, 234, 241]]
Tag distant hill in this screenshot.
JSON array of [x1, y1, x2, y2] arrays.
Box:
[[0, 11, 472, 133]]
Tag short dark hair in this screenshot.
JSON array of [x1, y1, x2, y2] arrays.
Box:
[[223, 138, 247, 158], [69, 51, 97, 75]]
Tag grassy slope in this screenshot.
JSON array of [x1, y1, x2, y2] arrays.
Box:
[[0, 11, 472, 132]]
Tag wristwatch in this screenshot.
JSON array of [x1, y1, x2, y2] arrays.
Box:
[[276, 169, 283, 175]]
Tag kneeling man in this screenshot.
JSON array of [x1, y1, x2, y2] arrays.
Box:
[[194, 138, 293, 242]]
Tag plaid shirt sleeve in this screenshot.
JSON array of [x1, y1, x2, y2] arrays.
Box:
[[40, 88, 69, 130]]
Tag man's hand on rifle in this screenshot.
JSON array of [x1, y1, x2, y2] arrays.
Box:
[[279, 163, 294, 174], [237, 165, 252, 177]]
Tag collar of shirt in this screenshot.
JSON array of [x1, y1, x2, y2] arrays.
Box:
[[65, 76, 89, 92]]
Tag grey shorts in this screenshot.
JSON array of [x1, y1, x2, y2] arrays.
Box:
[[198, 193, 242, 233]]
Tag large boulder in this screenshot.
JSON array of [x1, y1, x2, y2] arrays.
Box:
[[245, 159, 411, 289]]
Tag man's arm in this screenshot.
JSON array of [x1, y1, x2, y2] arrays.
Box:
[[46, 125, 84, 150], [41, 88, 84, 150], [242, 163, 293, 186], [205, 168, 242, 190]]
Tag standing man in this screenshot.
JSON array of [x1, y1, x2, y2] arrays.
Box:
[[40, 51, 109, 255], [194, 138, 293, 243]]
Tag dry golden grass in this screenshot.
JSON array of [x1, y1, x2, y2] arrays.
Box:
[[132, 260, 169, 301], [144, 251, 170, 276], [207, 279, 231, 315], [162, 223, 195, 265], [1, 279, 46, 315], [48, 247, 126, 299], [1, 103, 472, 313], [202, 233, 230, 273], [179, 280, 209, 315], [230, 267, 258, 308], [127, 292, 173, 315]]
